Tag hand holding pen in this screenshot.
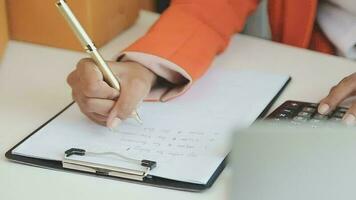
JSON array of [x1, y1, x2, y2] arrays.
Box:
[[67, 59, 156, 128], [57, 0, 157, 128]]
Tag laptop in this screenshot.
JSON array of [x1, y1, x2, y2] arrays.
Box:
[[230, 122, 356, 200]]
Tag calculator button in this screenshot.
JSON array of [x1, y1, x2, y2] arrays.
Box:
[[273, 115, 289, 121], [309, 103, 319, 108], [310, 119, 322, 123], [282, 109, 293, 113], [313, 114, 328, 120], [293, 116, 308, 122], [277, 113, 288, 118], [302, 107, 316, 113], [333, 112, 345, 119], [337, 107, 348, 113], [290, 120, 300, 125], [298, 112, 312, 118], [285, 102, 301, 109]]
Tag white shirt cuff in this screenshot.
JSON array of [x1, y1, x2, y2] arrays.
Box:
[[317, 2, 356, 59], [118, 51, 193, 101]]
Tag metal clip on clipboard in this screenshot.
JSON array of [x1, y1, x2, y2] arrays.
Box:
[[62, 148, 157, 181]]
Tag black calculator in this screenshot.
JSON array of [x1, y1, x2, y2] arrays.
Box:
[[266, 100, 349, 125]]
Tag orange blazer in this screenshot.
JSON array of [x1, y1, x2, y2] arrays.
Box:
[[126, 0, 335, 82]]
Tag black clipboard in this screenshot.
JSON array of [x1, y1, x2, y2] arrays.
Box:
[[5, 77, 290, 191]]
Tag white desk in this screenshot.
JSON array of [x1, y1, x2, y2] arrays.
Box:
[[0, 11, 355, 200]]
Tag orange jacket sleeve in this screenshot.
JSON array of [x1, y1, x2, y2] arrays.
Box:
[[125, 0, 259, 81]]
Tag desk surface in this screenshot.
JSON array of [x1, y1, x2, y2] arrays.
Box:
[[0, 11, 355, 200]]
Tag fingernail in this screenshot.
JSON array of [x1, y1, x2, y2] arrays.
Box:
[[343, 114, 356, 126], [318, 104, 330, 115], [114, 90, 120, 96], [108, 117, 121, 129]]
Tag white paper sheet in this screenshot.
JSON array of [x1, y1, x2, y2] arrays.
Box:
[[13, 68, 289, 184]]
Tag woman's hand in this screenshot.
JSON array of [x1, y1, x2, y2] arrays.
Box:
[[318, 73, 356, 125], [67, 58, 157, 128]]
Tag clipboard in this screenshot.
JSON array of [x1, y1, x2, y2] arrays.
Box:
[[4, 101, 227, 191], [5, 71, 291, 192], [4, 103, 228, 191]]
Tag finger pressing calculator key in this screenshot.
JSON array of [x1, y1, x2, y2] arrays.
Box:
[[266, 100, 350, 126]]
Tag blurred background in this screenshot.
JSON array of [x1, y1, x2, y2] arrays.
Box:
[[0, 0, 268, 59]]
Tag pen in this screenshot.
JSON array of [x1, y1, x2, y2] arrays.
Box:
[[56, 0, 142, 124]]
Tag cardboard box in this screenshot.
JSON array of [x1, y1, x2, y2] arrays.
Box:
[[6, 0, 140, 51], [0, 0, 8, 59]]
